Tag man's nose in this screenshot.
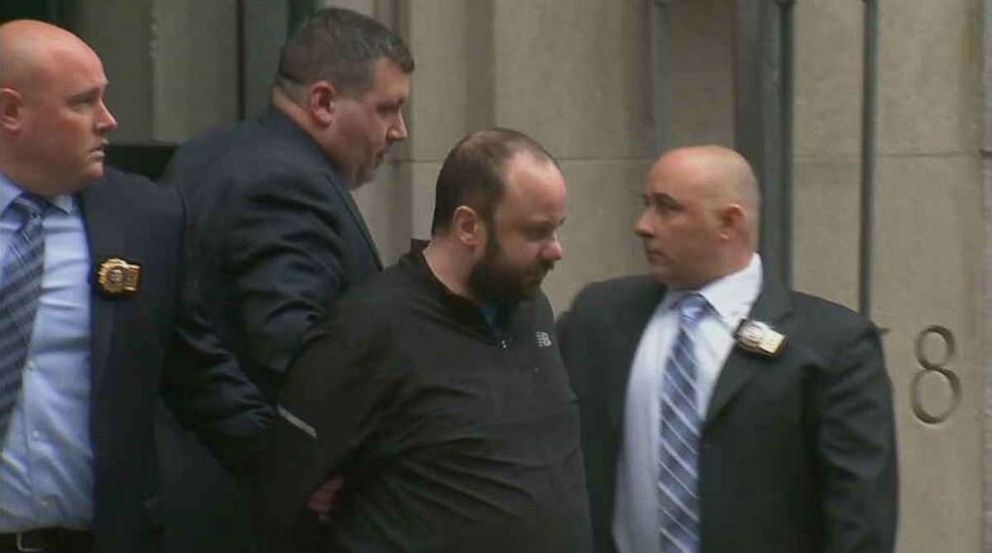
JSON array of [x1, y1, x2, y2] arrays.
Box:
[[97, 100, 117, 133], [544, 235, 564, 262], [389, 111, 408, 141], [633, 210, 652, 238]]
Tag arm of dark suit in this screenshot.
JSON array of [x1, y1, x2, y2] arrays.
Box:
[[226, 173, 352, 392], [162, 288, 275, 483], [818, 323, 898, 553], [258, 302, 402, 552], [555, 291, 617, 553]]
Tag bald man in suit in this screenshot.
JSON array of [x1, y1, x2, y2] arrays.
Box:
[[558, 146, 897, 553], [0, 20, 269, 553]]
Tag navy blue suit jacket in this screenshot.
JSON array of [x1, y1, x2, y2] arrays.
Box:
[[156, 106, 383, 552], [78, 167, 270, 553], [165, 106, 382, 400]]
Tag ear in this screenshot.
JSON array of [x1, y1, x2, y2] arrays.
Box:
[[719, 203, 747, 239], [0, 88, 24, 133], [452, 205, 485, 248], [305, 80, 338, 126]]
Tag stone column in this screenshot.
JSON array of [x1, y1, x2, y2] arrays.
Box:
[[983, 0, 992, 548], [70, 0, 239, 142], [149, 0, 238, 142], [68, 0, 154, 141]]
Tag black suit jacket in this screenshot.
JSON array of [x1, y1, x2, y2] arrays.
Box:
[[558, 274, 898, 553], [77, 168, 270, 553]]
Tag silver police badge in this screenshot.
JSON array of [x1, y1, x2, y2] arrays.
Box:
[[734, 319, 786, 357]]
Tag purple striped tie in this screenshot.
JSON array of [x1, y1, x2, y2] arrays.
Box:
[[0, 193, 47, 444]]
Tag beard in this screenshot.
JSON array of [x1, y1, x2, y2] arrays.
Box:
[[467, 233, 554, 304]]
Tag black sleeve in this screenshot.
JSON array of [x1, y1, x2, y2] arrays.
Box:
[[258, 299, 405, 552]]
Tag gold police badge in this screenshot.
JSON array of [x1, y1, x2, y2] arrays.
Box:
[[96, 258, 141, 296], [734, 319, 786, 357]]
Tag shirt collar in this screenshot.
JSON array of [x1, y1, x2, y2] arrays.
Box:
[[0, 171, 77, 215], [662, 253, 763, 327], [404, 248, 521, 339]]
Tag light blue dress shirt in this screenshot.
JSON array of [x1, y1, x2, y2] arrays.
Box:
[[0, 174, 94, 531]]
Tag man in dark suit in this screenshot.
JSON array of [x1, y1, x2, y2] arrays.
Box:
[[158, 7, 414, 551], [558, 145, 898, 553], [0, 20, 270, 553], [165, 7, 413, 400]]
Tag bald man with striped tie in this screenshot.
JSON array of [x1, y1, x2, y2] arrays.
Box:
[[558, 145, 898, 553], [0, 20, 269, 553]]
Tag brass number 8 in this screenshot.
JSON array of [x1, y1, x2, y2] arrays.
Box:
[[911, 325, 960, 424]]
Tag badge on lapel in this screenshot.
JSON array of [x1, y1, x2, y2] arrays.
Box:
[[95, 257, 141, 297], [734, 319, 786, 357]]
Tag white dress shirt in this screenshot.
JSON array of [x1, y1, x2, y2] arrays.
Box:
[[613, 254, 763, 553]]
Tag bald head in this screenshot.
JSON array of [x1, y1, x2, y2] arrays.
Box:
[[635, 145, 760, 288], [649, 145, 760, 241], [0, 20, 116, 195], [0, 20, 97, 91]]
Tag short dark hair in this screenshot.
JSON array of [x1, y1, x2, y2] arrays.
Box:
[[275, 7, 414, 100], [431, 128, 559, 235]]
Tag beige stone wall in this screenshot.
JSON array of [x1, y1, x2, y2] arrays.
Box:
[[666, 0, 736, 148], [981, 0, 992, 548], [793, 1, 986, 552]]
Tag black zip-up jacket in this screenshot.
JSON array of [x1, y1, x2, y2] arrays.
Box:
[[261, 251, 593, 553]]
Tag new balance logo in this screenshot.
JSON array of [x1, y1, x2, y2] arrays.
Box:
[[535, 331, 552, 348]]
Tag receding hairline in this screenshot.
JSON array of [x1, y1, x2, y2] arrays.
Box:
[[430, 127, 557, 235], [460, 128, 559, 171], [502, 148, 561, 188]]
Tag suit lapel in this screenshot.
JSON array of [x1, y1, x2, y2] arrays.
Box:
[[608, 280, 666, 433], [328, 177, 383, 270], [263, 107, 383, 270], [78, 182, 123, 391], [704, 274, 792, 427]]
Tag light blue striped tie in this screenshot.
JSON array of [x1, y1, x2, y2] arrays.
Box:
[[658, 293, 708, 553], [0, 193, 47, 444]]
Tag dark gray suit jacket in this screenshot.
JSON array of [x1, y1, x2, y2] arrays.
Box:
[[557, 274, 898, 553]]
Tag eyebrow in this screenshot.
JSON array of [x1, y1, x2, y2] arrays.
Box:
[[67, 85, 105, 104], [377, 96, 406, 108], [522, 216, 566, 232], [643, 192, 682, 208]]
